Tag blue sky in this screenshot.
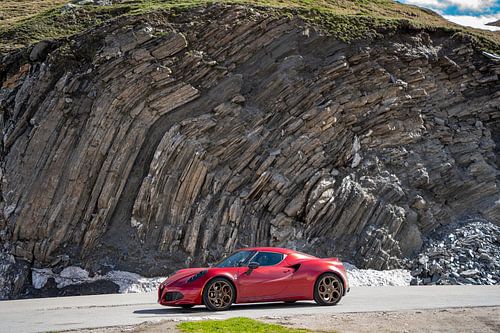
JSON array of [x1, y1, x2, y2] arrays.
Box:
[[400, 0, 500, 30]]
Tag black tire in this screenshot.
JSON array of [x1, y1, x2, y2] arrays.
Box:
[[181, 304, 195, 309], [202, 277, 235, 311], [313, 273, 343, 306]]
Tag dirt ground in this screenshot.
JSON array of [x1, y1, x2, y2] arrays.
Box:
[[75, 306, 500, 333], [264, 307, 500, 333]]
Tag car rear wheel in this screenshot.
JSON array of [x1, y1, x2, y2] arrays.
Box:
[[314, 273, 343, 306], [203, 278, 235, 311]]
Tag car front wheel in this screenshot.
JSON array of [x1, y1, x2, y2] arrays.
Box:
[[203, 278, 235, 311], [313, 273, 343, 306]]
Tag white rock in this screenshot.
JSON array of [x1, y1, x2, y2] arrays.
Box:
[[351, 136, 362, 168], [30, 266, 167, 292], [31, 268, 52, 289], [59, 266, 89, 279], [344, 262, 411, 286], [104, 270, 165, 293]]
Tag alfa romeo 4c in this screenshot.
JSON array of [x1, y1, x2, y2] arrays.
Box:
[[158, 247, 349, 310]]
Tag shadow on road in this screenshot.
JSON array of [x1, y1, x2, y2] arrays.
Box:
[[134, 301, 317, 315]]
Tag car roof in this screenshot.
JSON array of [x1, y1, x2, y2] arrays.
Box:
[[236, 247, 295, 254]]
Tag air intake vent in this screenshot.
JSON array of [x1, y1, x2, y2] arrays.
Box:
[[165, 291, 184, 301]]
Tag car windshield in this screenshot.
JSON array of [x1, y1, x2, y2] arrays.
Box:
[[215, 250, 255, 268]]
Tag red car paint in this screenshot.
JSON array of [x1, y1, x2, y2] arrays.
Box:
[[158, 247, 349, 307]]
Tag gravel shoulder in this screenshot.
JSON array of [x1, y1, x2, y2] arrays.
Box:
[[264, 306, 500, 333], [75, 307, 500, 333]]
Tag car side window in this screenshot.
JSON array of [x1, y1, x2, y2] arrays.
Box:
[[215, 250, 256, 268], [252, 252, 284, 266]]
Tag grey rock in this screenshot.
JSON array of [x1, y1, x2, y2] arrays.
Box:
[[418, 255, 429, 265], [0, 252, 30, 300], [29, 41, 50, 62], [61, 3, 80, 13], [431, 273, 441, 283], [72, 0, 113, 5], [460, 269, 479, 278], [410, 219, 500, 285]]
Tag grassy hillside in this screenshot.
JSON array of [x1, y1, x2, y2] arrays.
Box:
[[0, 0, 68, 27], [0, 0, 499, 53]]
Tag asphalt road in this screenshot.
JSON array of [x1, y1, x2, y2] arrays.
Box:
[[1, 286, 499, 333]]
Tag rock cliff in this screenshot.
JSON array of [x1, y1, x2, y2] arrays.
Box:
[[0, 4, 499, 298]]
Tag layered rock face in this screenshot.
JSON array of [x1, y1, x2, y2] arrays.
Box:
[[0, 5, 499, 296]]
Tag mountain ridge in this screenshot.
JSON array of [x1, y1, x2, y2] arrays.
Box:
[[1, 0, 499, 54]]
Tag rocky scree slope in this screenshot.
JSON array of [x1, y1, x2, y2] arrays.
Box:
[[0, 4, 499, 298], [410, 218, 500, 285]]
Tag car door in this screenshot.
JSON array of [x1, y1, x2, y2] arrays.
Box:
[[236, 251, 294, 302]]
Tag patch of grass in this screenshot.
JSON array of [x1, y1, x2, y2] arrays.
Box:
[[0, 0, 68, 29], [177, 317, 312, 333], [0, 4, 134, 52], [0, 0, 499, 54]]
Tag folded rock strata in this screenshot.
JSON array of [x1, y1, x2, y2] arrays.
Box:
[[0, 5, 498, 297]]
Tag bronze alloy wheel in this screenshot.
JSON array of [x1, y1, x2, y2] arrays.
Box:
[[313, 273, 343, 306], [203, 278, 235, 311]]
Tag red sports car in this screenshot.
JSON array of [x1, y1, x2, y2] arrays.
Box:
[[158, 247, 349, 311]]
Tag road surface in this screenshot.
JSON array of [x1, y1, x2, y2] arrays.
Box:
[[1, 286, 499, 333]]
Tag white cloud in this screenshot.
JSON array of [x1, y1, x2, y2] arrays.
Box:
[[403, 0, 496, 12], [443, 13, 500, 30], [403, 0, 447, 9]]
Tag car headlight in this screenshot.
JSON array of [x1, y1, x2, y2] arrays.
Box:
[[187, 270, 207, 283]]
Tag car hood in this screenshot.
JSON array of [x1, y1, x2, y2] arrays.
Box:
[[175, 267, 208, 277], [162, 267, 208, 285]]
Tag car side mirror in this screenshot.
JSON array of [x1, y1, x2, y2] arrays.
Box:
[[248, 262, 260, 270], [246, 262, 259, 275]]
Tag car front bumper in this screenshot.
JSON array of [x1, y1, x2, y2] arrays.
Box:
[[158, 284, 203, 306]]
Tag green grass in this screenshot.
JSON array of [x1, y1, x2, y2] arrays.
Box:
[[177, 317, 313, 333], [0, 0, 499, 54], [0, 0, 68, 28]]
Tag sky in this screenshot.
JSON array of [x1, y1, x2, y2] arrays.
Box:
[[400, 0, 500, 31]]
